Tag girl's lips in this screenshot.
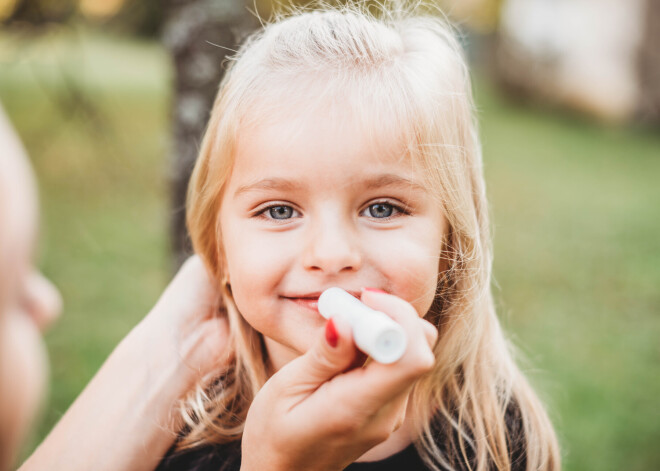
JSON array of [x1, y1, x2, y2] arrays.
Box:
[[285, 297, 320, 313], [282, 290, 362, 314]]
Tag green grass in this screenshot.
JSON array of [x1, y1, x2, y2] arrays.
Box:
[[475, 79, 660, 470], [1, 28, 659, 470]]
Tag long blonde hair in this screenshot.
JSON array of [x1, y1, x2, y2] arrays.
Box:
[[182, 2, 560, 470]]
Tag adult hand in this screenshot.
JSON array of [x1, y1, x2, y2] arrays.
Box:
[[20, 255, 230, 471], [240, 289, 437, 471], [141, 255, 231, 388]]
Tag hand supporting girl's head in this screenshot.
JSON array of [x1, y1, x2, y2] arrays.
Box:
[[179, 3, 559, 469]]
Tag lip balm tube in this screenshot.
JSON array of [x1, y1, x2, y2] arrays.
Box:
[[317, 287, 407, 364]]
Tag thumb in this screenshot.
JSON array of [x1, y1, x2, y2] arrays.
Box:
[[279, 316, 358, 388]]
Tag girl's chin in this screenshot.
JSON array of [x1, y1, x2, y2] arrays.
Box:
[[262, 328, 321, 371]]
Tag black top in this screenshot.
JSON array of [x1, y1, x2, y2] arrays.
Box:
[[157, 441, 432, 471], [156, 402, 526, 471]]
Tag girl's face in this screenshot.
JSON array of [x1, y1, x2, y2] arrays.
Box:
[[220, 107, 446, 370]]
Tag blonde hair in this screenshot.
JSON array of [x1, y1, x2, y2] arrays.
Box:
[[182, 2, 561, 470]]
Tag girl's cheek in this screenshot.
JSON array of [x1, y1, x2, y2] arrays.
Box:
[[226, 232, 294, 291], [364, 231, 439, 314]]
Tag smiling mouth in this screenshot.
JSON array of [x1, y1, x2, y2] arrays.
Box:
[[282, 296, 320, 313], [282, 290, 361, 314]]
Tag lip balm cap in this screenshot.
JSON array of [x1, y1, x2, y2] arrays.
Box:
[[368, 328, 407, 364]]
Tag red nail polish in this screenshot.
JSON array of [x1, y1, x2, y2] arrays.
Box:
[[325, 318, 338, 348], [362, 287, 387, 294]]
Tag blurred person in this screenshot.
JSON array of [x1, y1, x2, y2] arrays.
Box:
[[0, 102, 231, 470], [0, 103, 62, 470]]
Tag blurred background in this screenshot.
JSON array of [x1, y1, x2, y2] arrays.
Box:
[[1, 0, 658, 469]]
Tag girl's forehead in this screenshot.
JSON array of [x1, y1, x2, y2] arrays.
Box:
[[224, 70, 435, 196], [242, 70, 414, 150], [236, 85, 415, 168], [233, 107, 414, 185]]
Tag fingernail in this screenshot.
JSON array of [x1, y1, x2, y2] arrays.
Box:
[[325, 318, 338, 348], [362, 287, 387, 294]]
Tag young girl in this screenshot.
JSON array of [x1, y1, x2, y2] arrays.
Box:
[[157, 3, 561, 470]]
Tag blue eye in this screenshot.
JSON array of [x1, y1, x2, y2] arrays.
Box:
[[254, 203, 301, 222], [267, 205, 295, 220], [367, 203, 394, 218]]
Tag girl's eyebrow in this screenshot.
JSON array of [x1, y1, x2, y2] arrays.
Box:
[[361, 174, 427, 192], [234, 174, 426, 197], [234, 178, 303, 197]]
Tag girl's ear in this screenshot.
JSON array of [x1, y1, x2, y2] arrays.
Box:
[[220, 266, 230, 286], [222, 273, 232, 294], [219, 252, 231, 295], [217, 258, 230, 288], [216, 238, 230, 287]]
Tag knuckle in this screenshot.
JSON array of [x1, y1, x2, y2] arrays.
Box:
[[410, 349, 436, 376], [387, 410, 405, 434], [420, 349, 436, 370], [328, 409, 365, 436], [371, 294, 417, 320], [262, 372, 283, 393], [423, 319, 439, 342], [370, 425, 393, 445], [396, 298, 419, 318], [309, 345, 337, 372], [392, 417, 404, 432]]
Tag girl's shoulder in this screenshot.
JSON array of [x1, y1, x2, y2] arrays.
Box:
[[504, 398, 527, 470], [429, 399, 527, 471]]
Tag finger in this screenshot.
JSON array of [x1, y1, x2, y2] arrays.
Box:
[[156, 255, 221, 319], [184, 315, 233, 378], [359, 289, 420, 325], [383, 389, 409, 432], [315, 290, 434, 408], [275, 316, 359, 389], [173, 255, 219, 302], [360, 289, 437, 353], [354, 387, 410, 442], [420, 318, 438, 348], [368, 388, 409, 431]]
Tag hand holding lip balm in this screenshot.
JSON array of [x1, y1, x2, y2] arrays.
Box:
[[317, 287, 407, 364]]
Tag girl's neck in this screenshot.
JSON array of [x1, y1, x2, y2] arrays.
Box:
[[264, 337, 299, 374]]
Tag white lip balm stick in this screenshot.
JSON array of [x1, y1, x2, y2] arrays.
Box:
[[317, 287, 407, 364]]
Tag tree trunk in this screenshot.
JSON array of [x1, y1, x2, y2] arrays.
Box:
[[637, 0, 660, 124], [163, 0, 257, 271]]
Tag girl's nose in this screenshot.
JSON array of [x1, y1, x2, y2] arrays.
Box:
[[24, 270, 62, 332], [302, 216, 362, 275]]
